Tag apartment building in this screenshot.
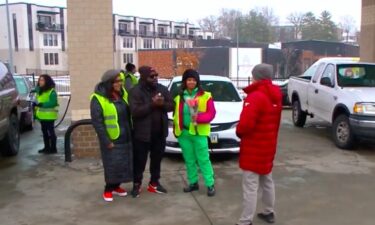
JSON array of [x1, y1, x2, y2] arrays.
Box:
[[0, 3, 211, 75], [0, 3, 68, 74]]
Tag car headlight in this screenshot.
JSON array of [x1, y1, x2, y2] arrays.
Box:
[[353, 103, 375, 115]]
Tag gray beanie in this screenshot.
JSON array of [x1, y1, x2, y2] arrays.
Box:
[[252, 63, 273, 81], [101, 69, 122, 82]]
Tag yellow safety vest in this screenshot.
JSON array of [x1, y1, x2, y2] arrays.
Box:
[[90, 90, 128, 140], [173, 92, 212, 137], [35, 89, 58, 120]]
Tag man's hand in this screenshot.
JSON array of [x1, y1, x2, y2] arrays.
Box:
[[152, 93, 164, 107], [107, 142, 114, 149]]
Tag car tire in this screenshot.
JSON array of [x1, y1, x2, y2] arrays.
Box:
[[332, 114, 356, 150], [0, 113, 20, 156], [292, 100, 307, 127]]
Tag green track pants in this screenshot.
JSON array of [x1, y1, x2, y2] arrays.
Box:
[[178, 130, 214, 187]]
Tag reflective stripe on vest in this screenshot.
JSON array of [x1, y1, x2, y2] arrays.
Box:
[[35, 89, 58, 120], [90, 89, 128, 140], [173, 91, 211, 137]]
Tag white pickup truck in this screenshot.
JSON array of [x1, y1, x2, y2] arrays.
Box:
[[288, 58, 375, 149]]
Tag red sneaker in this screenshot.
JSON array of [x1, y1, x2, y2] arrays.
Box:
[[147, 182, 167, 194], [103, 191, 113, 202], [113, 187, 127, 197]]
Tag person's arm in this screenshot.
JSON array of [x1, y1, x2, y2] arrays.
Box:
[[39, 90, 58, 108], [129, 88, 153, 118], [90, 97, 111, 147], [196, 97, 216, 123], [236, 93, 263, 138]]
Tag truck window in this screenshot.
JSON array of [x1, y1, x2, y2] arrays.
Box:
[[312, 63, 326, 83], [320, 64, 335, 87], [337, 64, 375, 87]]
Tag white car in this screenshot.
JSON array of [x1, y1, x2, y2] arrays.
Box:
[[165, 75, 242, 153]]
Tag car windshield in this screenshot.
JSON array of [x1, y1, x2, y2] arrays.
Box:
[[337, 64, 375, 87], [170, 80, 241, 102], [14, 77, 29, 95]]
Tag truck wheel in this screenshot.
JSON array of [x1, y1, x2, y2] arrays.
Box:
[[0, 113, 20, 156], [292, 100, 306, 127], [332, 114, 356, 150]]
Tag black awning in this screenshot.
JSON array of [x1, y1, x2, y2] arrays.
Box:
[[158, 24, 170, 27], [119, 19, 134, 23], [37, 10, 59, 15], [174, 25, 185, 28], [139, 21, 153, 25], [189, 27, 200, 30]]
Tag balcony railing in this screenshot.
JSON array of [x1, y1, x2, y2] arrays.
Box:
[[139, 30, 156, 37], [157, 32, 173, 38], [174, 34, 189, 39], [118, 29, 137, 36], [36, 22, 63, 32]]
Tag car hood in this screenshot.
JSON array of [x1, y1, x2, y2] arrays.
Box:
[[168, 101, 243, 123], [343, 87, 375, 102]]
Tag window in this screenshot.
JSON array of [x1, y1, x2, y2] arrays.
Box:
[[43, 34, 58, 46], [310, 63, 325, 83], [119, 23, 128, 32], [123, 38, 133, 48], [337, 64, 375, 87], [177, 41, 185, 48], [44, 53, 59, 65], [158, 27, 165, 35], [170, 81, 242, 102], [139, 25, 148, 35], [143, 39, 153, 49], [123, 53, 133, 64], [176, 28, 181, 35], [38, 15, 52, 25], [161, 40, 170, 49], [207, 35, 212, 40], [320, 64, 335, 87]]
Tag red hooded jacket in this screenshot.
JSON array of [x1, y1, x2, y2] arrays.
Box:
[[236, 79, 282, 174]]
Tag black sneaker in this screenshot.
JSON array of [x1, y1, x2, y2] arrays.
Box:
[[207, 185, 216, 197], [148, 182, 167, 194], [257, 212, 275, 223], [131, 183, 141, 198], [38, 148, 49, 154], [183, 183, 199, 193], [45, 149, 57, 154]]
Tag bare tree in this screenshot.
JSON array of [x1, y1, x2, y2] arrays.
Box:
[[339, 15, 356, 42], [259, 6, 279, 26], [287, 12, 305, 40], [198, 15, 219, 34], [217, 9, 242, 39]]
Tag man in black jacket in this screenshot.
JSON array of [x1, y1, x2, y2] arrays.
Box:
[[129, 66, 174, 197]]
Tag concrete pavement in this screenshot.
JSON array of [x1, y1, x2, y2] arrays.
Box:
[[1, 110, 375, 225]]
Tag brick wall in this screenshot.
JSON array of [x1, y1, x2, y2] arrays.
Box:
[[138, 50, 175, 78], [72, 125, 101, 158]]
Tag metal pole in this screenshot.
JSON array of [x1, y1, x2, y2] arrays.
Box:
[[5, 0, 14, 74], [236, 19, 239, 88]]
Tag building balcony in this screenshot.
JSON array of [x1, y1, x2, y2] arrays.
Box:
[[118, 29, 137, 36], [174, 34, 189, 39], [139, 30, 156, 37], [157, 32, 173, 38], [36, 22, 63, 32]]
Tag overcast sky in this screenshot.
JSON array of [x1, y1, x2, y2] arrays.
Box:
[[1, 0, 361, 28]]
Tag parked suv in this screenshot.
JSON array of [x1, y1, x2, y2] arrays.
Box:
[[0, 62, 20, 156]]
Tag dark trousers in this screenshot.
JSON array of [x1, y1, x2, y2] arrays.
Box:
[[40, 121, 57, 150], [105, 183, 120, 192], [133, 134, 166, 184]]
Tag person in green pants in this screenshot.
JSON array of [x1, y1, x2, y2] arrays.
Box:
[[173, 69, 217, 197]]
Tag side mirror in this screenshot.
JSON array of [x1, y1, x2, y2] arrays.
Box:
[[321, 77, 333, 87]]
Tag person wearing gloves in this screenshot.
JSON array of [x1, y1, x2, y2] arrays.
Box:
[[90, 69, 133, 202], [173, 69, 217, 197]]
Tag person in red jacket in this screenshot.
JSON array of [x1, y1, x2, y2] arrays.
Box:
[[236, 64, 282, 225]]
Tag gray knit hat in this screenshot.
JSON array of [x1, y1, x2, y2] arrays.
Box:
[[101, 69, 122, 82], [252, 63, 273, 81]]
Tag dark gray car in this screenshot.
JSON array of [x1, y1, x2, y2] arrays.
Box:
[[0, 62, 20, 156], [13, 74, 34, 131]]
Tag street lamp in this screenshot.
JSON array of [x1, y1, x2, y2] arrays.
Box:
[[5, 0, 14, 73]]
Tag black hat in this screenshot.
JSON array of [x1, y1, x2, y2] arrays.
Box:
[[182, 69, 200, 85]]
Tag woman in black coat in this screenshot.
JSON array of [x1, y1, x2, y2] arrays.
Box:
[[90, 70, 133, 202]]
